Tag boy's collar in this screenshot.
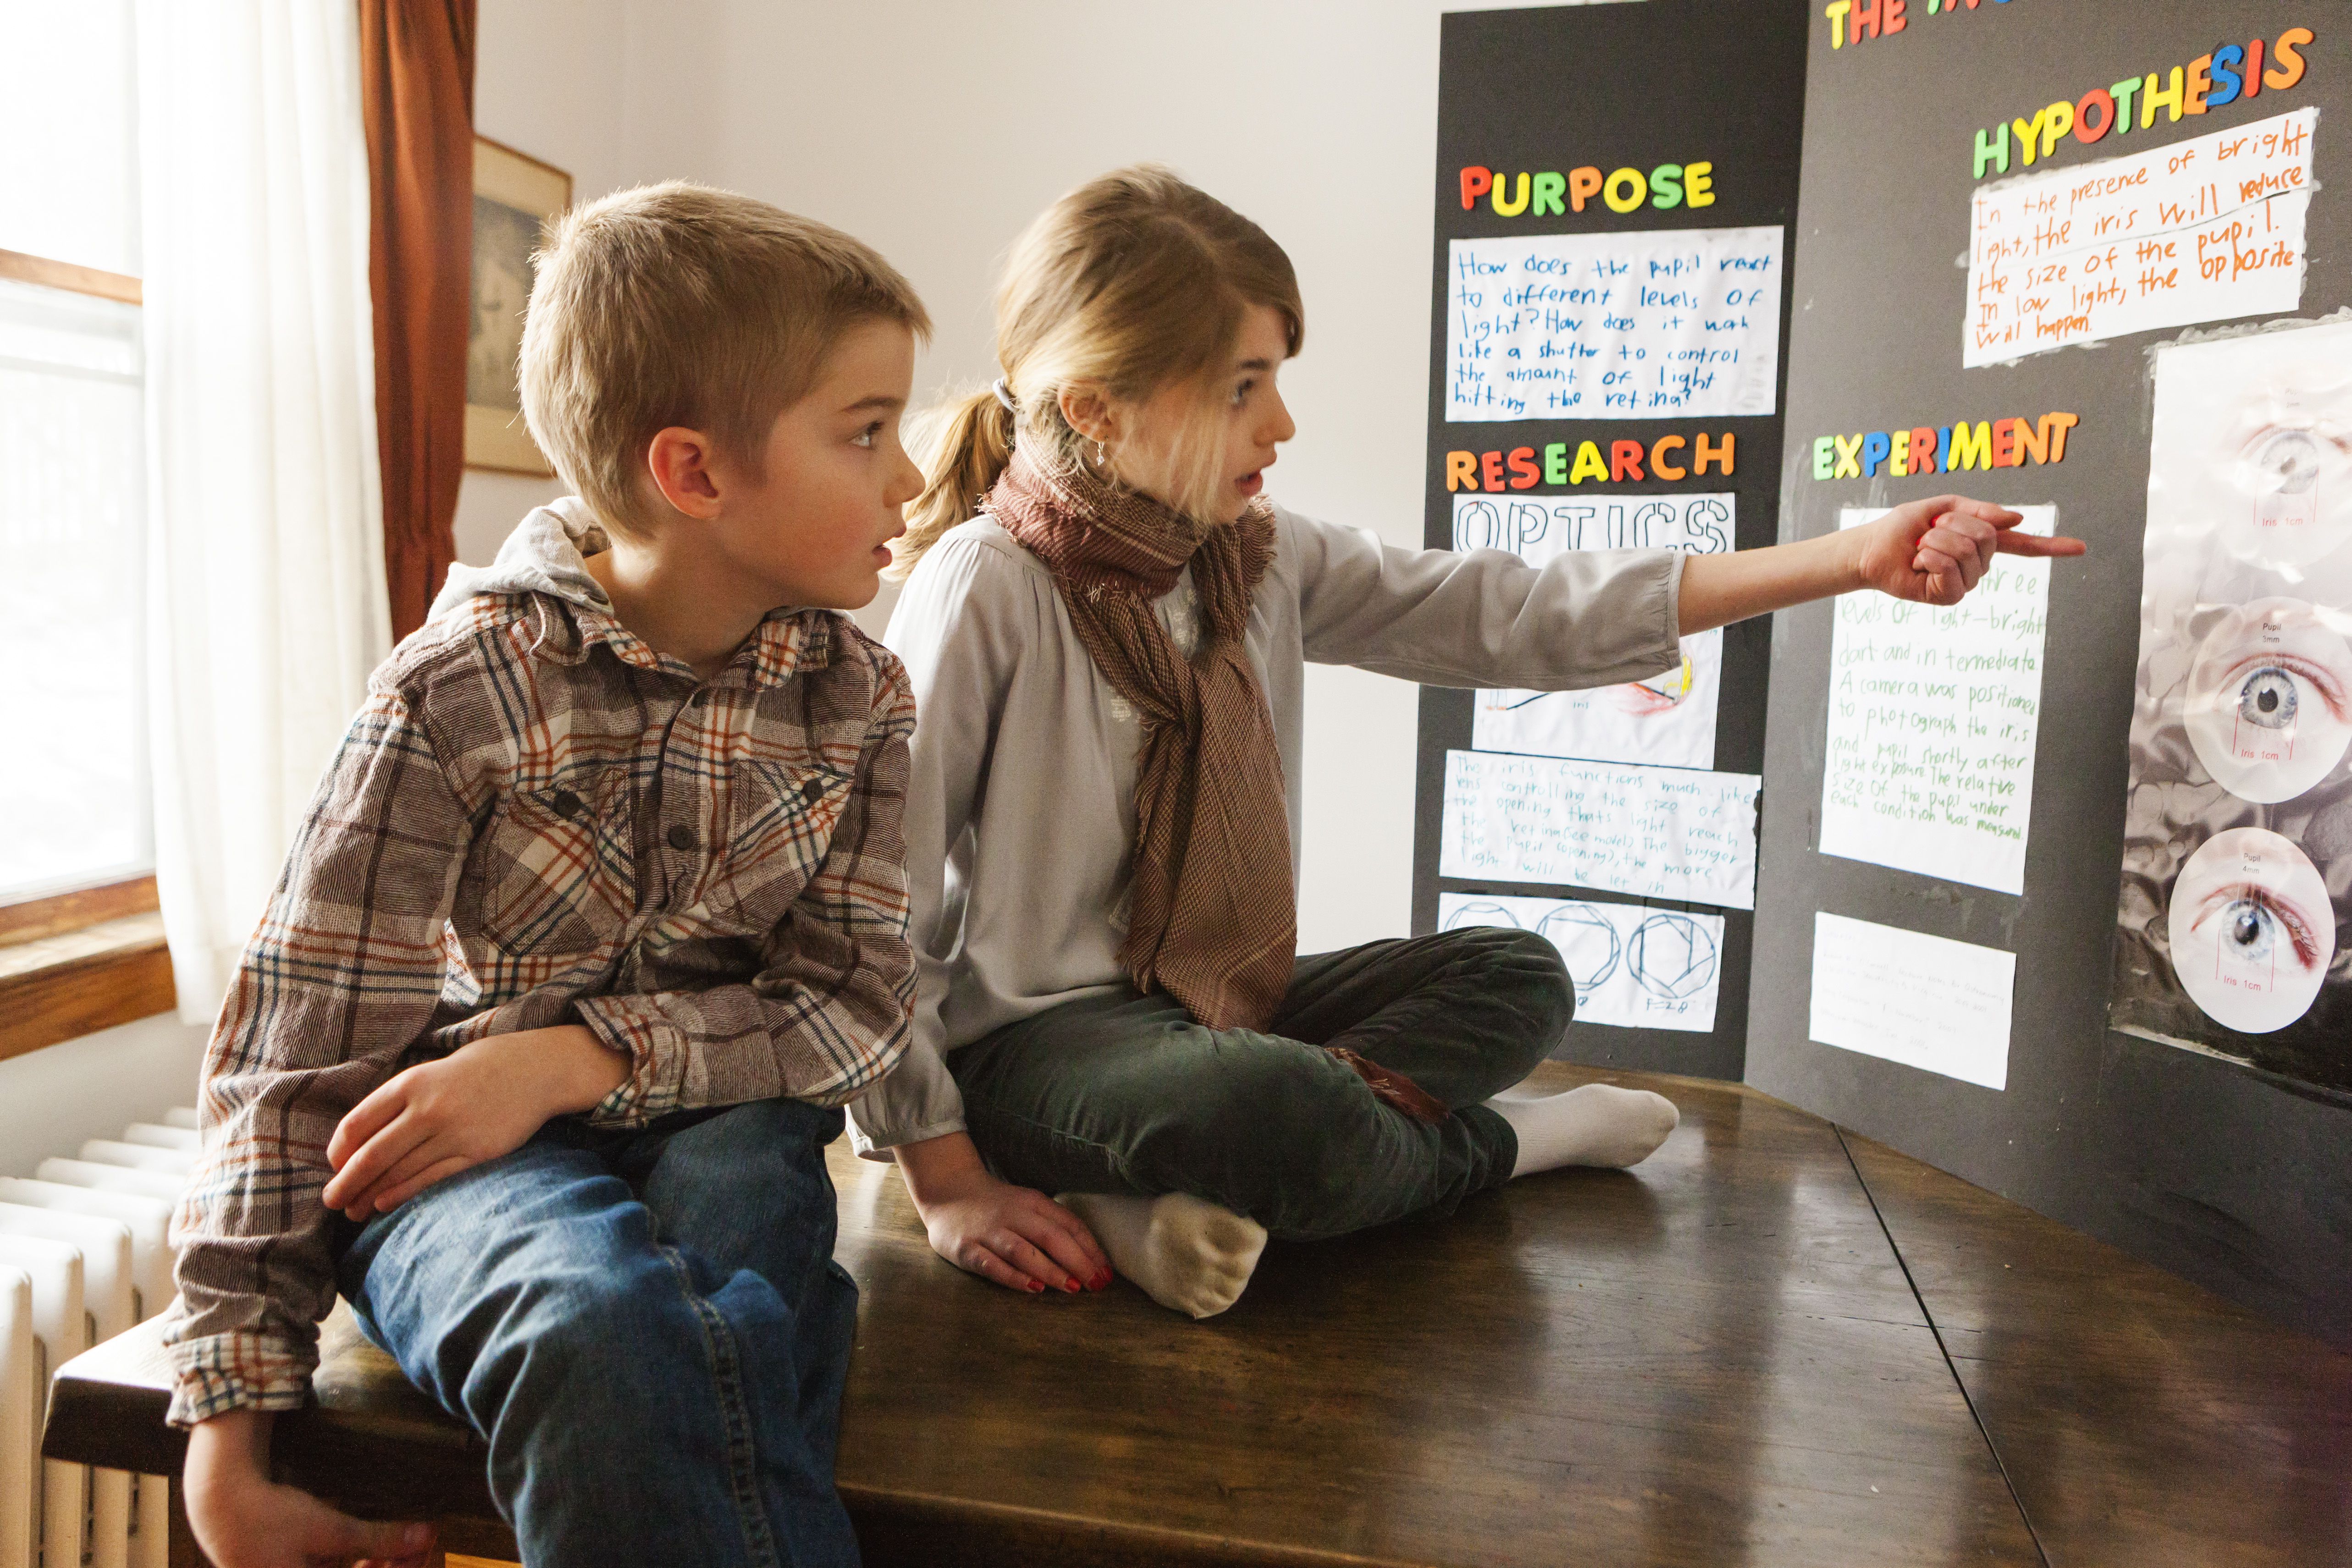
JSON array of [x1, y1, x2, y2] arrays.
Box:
[[442, 498, 836, 690], [567, 597, 835, 691]]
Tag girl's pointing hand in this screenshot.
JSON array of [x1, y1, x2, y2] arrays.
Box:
[[1854, 493, 2087, 607]]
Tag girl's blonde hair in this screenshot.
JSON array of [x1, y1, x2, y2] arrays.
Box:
[[891, 166, 1303, 580]]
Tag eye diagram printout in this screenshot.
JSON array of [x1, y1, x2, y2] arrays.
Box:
[[1966, 107, 2314, 367], [1440, 892, 1725, 1033], [1441, 751, 1761, 910], [1447, 226, 1783, 421], [2113, 320, 2352, 1091], [1809, 912, 2015, 1092], [1817, 507, 2055, 896], [1454, 491, 1733, 769]]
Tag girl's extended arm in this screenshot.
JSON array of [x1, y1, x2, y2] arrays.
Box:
[[1677, 494, 2086, 636]]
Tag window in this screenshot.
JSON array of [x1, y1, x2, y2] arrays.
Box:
[[0, 0, 149, 905], [0, 0, 172, 1059]]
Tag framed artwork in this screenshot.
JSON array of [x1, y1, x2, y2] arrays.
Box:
[[465, 134, 571, 475]]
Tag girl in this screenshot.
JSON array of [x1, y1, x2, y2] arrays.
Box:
[[848, 167, 2080, 1317]]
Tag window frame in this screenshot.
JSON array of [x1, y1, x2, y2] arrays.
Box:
[[0, 246, 140, 306], [0, 244, 175, 1055]]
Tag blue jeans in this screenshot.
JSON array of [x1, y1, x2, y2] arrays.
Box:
[[336, 1098, 861, 1568]]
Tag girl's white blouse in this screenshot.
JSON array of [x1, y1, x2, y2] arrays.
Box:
[[848, 504, 1685, 1158]]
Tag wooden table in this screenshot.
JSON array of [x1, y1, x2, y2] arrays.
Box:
[[46, 1063, 2352, 1565]]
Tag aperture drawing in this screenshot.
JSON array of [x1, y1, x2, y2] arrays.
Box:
[[1438, 892, 1724, 1033]]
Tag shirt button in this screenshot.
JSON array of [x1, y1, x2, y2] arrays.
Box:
[[666, 823, 698, 851], [551, 790, 583, 819], [801, 777, 826, 804]]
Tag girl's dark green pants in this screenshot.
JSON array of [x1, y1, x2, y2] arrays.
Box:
[[949, 926, 1574, 1240]]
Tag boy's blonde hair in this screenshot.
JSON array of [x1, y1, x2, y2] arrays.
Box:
[[892, 166, 1303, 579], [520, 180, 931, 535]]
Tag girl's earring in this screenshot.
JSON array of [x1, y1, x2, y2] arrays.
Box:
[[1092, 438, 1109, 469]]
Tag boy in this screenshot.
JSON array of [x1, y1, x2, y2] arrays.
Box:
[[168, 182, 930, 1568]]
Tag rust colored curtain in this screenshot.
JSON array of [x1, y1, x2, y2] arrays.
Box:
[[360, 0, 476, 642]]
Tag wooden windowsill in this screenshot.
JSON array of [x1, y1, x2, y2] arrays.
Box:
[[0, 910, 178, 1064], [0, 874, 162, 945], [0, 247, 142, 306]]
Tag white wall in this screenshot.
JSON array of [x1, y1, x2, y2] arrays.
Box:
[[465, 0, 1613, 951], [450, 0, 633, 567], [27, 1, 1631, 1169], [0, 1011, 205, 1177]]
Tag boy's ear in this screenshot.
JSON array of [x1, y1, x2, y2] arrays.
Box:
[[1056, 385, 1120, 447], [645, 426, 725, 519]]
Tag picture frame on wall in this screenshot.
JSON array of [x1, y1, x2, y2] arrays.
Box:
[[465, 134, 571, 475]]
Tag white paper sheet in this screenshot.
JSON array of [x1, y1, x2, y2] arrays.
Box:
[[1439, 892, 1725, 1032], [1817, 507, 2053, 894], [1447, 226, 1783, 420], [1809, 912, 2015, 1091], [1474, 631, 1723, 770], [1456, 491, 1734, 770], [1440, 751, 1761, 910], [1965, 107, 2313, 367]]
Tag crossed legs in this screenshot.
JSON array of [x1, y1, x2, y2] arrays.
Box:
[[955, 926, 1678, 1318]]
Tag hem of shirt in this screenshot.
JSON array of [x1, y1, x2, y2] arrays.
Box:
[[572, 994, 679, 1126], [166, 1353, 317, 1428], [850, 1115, 969, 1162], [1661, 549, 1687, 653]]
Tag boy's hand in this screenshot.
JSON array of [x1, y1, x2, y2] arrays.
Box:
[[894, 1132, 1113, 1295], [185, 1410, 436, 1568], [322, 1025, 627, 1221], [1850, 495, 2086, 607]]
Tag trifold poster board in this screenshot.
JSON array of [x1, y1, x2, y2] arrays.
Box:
[[1413, 0, 2352, 1343], [1411, 0, 1806, 1081], [1742, 2, 2350, 1342]]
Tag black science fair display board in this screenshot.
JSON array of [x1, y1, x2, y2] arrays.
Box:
[[1747, 2, 2349, 1341], [1410, 0, 1809, 1084]]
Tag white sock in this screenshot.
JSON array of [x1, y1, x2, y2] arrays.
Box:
[[1485, 1082, 1680, 1176], [1058, 1191, 1268, 1320]]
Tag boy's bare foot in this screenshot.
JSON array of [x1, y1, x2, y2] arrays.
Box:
[[1486, 1082, 1680, 1175], [1057, 1191, 1267, 1319]]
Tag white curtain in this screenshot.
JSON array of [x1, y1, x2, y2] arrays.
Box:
[[137, 0, 392, 1021]]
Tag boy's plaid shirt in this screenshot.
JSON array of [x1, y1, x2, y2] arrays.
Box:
[[165, 580, 917, 1425]]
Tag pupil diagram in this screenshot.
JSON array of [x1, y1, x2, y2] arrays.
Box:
[[2237, 668, 2299, 730], [2255, 428, 2323, 495], [2226, 901, 2273, 961]]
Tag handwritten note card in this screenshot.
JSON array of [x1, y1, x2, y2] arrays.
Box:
[[1447, 226, 1783, 421], [1819, 508, 2052, 895], [1455, 491, 1734, 770], [1441, 751, 1761, 910], [1809, 913, 2014, 1091], [1965, 107, 2313, 367], [1440, 892, 1726, 1033]]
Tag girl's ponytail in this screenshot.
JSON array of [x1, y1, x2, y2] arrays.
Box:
[[890, 386, 1015, 580]]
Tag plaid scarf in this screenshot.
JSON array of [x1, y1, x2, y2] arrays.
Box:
[[989, 449, 1447, 1121], [991, 447, 1295, 1030]]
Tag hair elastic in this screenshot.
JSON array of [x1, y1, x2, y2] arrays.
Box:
[[991, 376, 1016, 413]]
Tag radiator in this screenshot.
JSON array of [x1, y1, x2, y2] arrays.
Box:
[[2, 1109, 197, 1568]]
